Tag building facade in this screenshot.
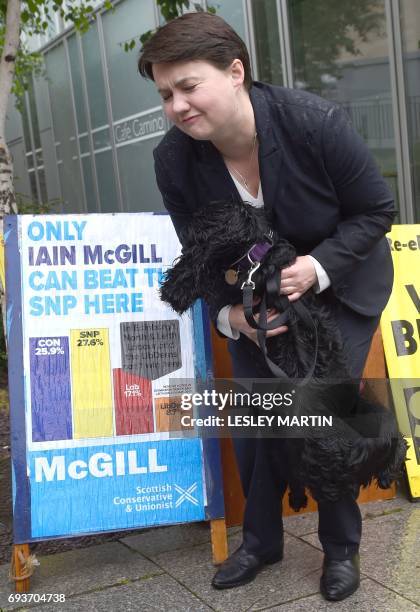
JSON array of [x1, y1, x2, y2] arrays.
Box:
[[5, 0, 420, 222]]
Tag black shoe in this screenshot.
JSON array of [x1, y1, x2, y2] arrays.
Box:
[[211, 544, 283, 590], [320, 554, 360, 601]]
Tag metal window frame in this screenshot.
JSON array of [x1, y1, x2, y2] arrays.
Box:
[[97, 12, 126, 212], [23, 87, 42, 203], [63, 38, 88, 213], [76, 30, 102, 213], [276, 0, 294, 87], [385, 0, 414, 222], [42, 67, 64, 212], [244, 0, 259, 80], [244, 0, 294, 88]]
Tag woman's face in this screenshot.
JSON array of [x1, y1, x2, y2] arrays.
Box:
[[152, 59, 245, 141]]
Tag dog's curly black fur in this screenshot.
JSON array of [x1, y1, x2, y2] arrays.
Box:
[[160, 200, 407, 511]]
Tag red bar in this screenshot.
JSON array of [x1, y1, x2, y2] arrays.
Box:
[[113, 369, 154, 435]]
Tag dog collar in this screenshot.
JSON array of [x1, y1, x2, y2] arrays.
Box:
[[224, 231, 274, 286]]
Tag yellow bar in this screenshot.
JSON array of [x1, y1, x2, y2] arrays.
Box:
[[70, 328, 114, 438]]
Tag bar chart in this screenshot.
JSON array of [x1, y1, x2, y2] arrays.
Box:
[[28, 319, 182, 442]]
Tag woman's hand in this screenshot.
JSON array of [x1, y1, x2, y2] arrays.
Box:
[[280, 256, 317, 301], [228, 303, 288, 345]]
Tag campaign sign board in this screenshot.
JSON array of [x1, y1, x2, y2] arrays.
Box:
[[381, 225, 420, 500], [5, 213, 224, 543]]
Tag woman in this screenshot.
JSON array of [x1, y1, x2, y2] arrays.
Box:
[[138, 12, 395, 600]]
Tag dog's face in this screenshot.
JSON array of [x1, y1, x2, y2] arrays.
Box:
[[160, 200, 296, 313]]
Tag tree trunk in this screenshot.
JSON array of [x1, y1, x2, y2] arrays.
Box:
[[0, 0, 21, 349]]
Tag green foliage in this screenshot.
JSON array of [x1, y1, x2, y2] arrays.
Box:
[[289, 0, 385, 94], [0, 0, 114, 111], [19, 0, 114, 36], [14, 190, 59, 214], [158, 0, 189, 22], [2, 36, 44, 112], [13, 63, 43, 113], [127, 2, 214, 50], [1, 0, 214, 99]]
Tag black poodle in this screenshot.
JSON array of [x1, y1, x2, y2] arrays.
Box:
[[160, 200, 407, 511]]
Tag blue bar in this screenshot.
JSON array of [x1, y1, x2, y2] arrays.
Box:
[[30, 337, 72, 442]]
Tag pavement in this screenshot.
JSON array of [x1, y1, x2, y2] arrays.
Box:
[[0, 494, 419, 612]]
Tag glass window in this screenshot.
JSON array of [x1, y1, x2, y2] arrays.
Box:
[[38, 169, 48, 203], [5, 97, 24, 142], [26, 152, 34, 171], [81, 156, 98, 212], [33, 73, 52, 133], [207, 0, 247, 41], [35, 150, 43, 166], [33, 71, 61, 208], [81, 22, 108, 130], [251, 0, 283, 84], [102, 0, 159, 121], [400, 0, 420, 221], [10, 141, 32, 199], [29, 171, 38, 202], [101, 0, 172, 214], [27, 76, 41, 150], [40, 129, 62, 207], [117, 139, 164, 212], [93, 128, 111, 151], [68, 34, 88, 135], [288, 0, 400, 212], [45, 44, 85, 212], [95, 150, 119, 212], [57, 158, 85, 213], [21, 101, 32, 153], [79, 134, 90, 154]]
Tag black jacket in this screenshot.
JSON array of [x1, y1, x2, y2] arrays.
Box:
[[154, 81, 395, 319]]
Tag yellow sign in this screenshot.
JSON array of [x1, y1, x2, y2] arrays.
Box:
[[381, 225, 420, 500]]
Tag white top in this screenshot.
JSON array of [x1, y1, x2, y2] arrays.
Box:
[[230, 174, 264, 208], [217, 172, 331, 339]]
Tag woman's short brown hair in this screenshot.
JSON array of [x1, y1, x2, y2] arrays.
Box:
[[138, 12, 252, 91]]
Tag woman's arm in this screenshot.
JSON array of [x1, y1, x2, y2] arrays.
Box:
[[309, 105, 396, 284], [154, 153, 192, 243], [278, 105, 396, 301]]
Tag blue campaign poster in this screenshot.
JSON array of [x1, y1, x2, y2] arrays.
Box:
[[5, 213, 224, 543]]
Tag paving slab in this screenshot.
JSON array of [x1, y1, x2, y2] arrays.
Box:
[[150, 531, 324, 612], [262, 577, 420, 611], [360, 495, 413, 521], [283, 495, 411, 538], [0, 541, 162, 610], [302, 504, 420, 605], [35, 574, 213, 612], [121, 521, 241, 557], [282, 508, 319, 538]]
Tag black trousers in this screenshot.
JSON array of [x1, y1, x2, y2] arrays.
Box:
[[227, 298, 380, 560]]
